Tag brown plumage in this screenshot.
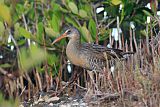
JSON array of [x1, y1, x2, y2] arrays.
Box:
[[52, 28, 133, 71]]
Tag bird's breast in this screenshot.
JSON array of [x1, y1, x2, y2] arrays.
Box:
[[66, 41, 107, 71], [66, 43, 90, 69]]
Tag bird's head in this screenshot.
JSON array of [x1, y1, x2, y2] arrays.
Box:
[[52, 28, 80, 45]]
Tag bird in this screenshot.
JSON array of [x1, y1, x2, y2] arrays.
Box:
[[52, 27, 133, 72]]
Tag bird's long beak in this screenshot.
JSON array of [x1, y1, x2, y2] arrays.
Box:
[[51, 32, 67, 45]]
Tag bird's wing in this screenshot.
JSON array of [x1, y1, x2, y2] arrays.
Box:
[[81, 43, 124, 60]]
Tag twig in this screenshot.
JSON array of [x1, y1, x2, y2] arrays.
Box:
[[104, 18, 116, 29], [74, 83, 87, 90], [0, 67, 7, 75], [0, 67, 15, 79], [19, 86, 26, 97], [133, 29, 138, 52], [98, 93, 120, 101], [92, 3, 99, 44], [117, 16, 122, 49], [51, 70, 83, 96], [36, 70, 42, 91]]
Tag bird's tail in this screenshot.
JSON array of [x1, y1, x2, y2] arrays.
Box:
[[106, 48, 134, 59], [121, 51, 134, 59]]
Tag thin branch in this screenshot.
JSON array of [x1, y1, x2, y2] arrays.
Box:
[[0, 67, 7, 75], [104, 18, 116, 29]]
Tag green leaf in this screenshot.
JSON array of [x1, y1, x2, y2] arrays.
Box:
[[0, 21, 8, 44], [47, 54, 58, 66], [98, 29, 110, 41], [14, 23, 20, 39], [68, 2, 78, 14], [105, 5, 119, 17], [51, 0, 67, 13], [150, 0, 157, 14], [83, 4, 92, 17], [80, 26, 93, 42], [15, 3, 25, 16], [79, 9, 87, 18], [45, 27, 59, 37], [0, 21, 5, 36], [0, 93, 19, 107], [0, 63, 12, 68], [18, 27, 31, 39], [65, 16, 79, 28], [19, 45, 47, 71], [28, 8, 35, 20], [0, 3, 12, 26], [37, 22, 44, 42], [17, 39, 26, 46], [0, 0, 4, 3], [30, 45, 47, 62], [51, 2, 61, 11], [140, 30, 147, 37], [88, 19, 97, 40], [142, 9, 153, 17], [60, 7, 68, 13], [51, 14, 60, 32], [124, 3, 134, 16], [12, 11, 19, 24], [111, 0, 122, 5]]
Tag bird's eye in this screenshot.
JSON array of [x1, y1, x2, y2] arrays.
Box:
[[66, 29, 71, 35]]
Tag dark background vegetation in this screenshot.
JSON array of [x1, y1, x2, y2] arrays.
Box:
[[0, 0, 160, 106]]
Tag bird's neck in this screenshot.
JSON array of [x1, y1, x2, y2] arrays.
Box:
[[66, 37, 81, 63], [67, 37, 81, 50]]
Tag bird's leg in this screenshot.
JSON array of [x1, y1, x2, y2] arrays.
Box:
[[87, 70, 99, 92]]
